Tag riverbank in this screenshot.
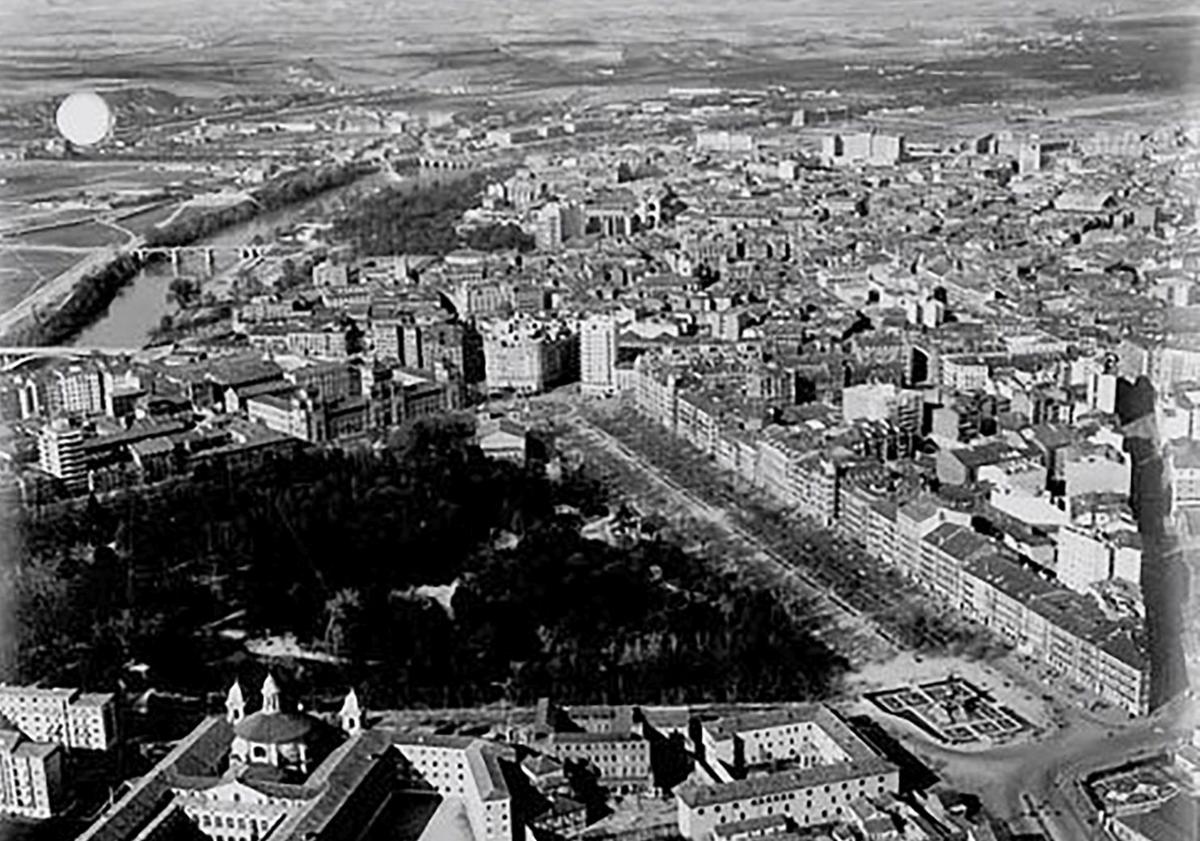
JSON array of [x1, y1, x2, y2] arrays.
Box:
[[0, 160, 369, 348]]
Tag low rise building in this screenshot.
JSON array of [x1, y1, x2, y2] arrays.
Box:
[[677, 703, 898, 841], [544, 732, 652, 794]]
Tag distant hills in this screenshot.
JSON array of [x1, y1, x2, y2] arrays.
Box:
[[0, 0, 1192, 104]]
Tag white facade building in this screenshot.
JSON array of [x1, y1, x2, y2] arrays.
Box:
[[482, 318, 579, 393], [1056, 526, 1114, 593], [37, 421, 87, 492], [677, 706, 898, 841], [0, 686, 117, 752], [580, 315, 619, 396], [0, 731, 62, 819], [393, 734, 514, 841]]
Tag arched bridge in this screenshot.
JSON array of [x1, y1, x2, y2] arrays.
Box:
[[133, 245, 269, 276], [0, 345, 172, 372]]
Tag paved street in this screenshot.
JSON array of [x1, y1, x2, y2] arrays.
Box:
[[898, 690, 1194, 840], [558, 408, 896, 665], [548, 396, 1199, 839]]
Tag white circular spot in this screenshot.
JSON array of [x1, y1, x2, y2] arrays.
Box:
[[55, 92, 114, 146]]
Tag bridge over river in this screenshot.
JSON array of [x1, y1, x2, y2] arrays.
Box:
[[0, 344, 174, 371]]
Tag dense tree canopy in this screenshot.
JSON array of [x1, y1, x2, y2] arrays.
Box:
[[4, 415, 848, 709], [464, 223, 535, 253], [332, 173, 497, 257]]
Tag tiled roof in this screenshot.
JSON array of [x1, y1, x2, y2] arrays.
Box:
[[78, 717, 233, 841], [704, 705, 824, 740], [551, 731, 645, 745], [712, 814, 789, 837], [677, 757, 896, 808], [270, 730, 396, 839]]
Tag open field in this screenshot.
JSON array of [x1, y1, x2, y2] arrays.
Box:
[[115, 202, 183, 237], [0, 161, 206, 202], [0, 206, 98, 235], [11, 220, 131, 249], [0, 248, 87, 312]]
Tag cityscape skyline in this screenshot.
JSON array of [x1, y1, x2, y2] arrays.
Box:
[[0, 2, 1197, 841]]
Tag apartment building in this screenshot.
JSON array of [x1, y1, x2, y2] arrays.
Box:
[[1166, 437, 1200, 510], [0, 728, 63, 819], [840, 383, 922, 433], [677, 704, 899, 841], [0, 685, 115, 818], [1061, 443, 1132, 499], [897, 522, 1148, 714], [940, 356, 991, 393], [1055, 525, 1142, 593], [963, 554, 1146, 714], [837, 484, 899, 569], [375, 320, 484, 384], [544, 732, 652, 794], [482, 318, 579, 393], [392, 733, 515, 841], [677, 389, 723, 455], [285, 326, 352, 359], [580, 314, 620, 396], [37, 420, 87, 493], [0, 686, 116, 752]]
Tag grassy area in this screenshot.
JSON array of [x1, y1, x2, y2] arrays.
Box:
[[0, 207, 97, 235], [14, 220, 130, 248], [0, 161, 203, 201], [0, 248, 87, 312], [117, 202, 183, 237]]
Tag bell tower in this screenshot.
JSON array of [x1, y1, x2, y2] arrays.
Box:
[[339, 688, 362, 735], [261, 673, 281, 715], [225, 680, 245, 723]]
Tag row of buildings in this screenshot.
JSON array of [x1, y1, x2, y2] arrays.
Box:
[[0, 685, 117, 819], [5, 351, 462, 499], [627, 344, 1150, 715]]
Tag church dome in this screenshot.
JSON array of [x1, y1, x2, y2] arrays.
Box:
[[233, 710, 318, 745]]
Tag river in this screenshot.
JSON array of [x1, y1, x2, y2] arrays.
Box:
[[69, 170, 400, 349]]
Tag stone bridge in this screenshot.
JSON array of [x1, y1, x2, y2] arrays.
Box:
[[132, 245, 269, 275]]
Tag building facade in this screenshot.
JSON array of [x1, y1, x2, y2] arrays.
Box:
[[580, 315, 619, 396]]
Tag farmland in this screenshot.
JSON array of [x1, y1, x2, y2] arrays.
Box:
[[12, 220, 132, 249], [0, 206, 97, 235], [116, 202, 183, 237], [0, 160, 207, 202], [0, 248, 87, 312]]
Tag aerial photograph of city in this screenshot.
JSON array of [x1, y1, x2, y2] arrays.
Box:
[[0, 0, 1196, 839]]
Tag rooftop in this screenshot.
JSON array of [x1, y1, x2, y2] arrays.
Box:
[[676, 757, 896, 808]]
